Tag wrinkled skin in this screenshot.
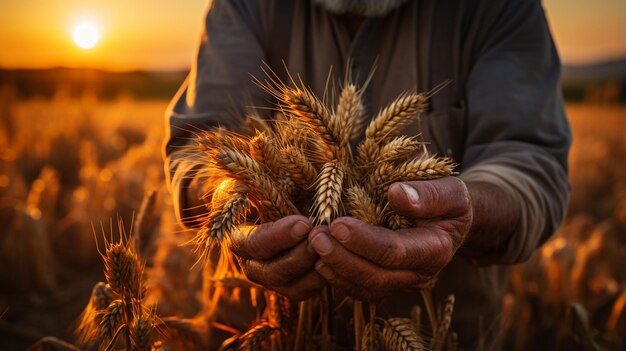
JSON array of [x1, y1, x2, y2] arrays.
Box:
[[229, 176, 474, 301], [229, 215, 326, 301], [310, 177, 472, 301]]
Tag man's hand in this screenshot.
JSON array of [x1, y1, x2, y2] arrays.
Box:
[[229, 215, 327, 300], [309, 177, 473, 301]]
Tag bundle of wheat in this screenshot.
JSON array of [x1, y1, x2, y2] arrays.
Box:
[[184, 73, 456, 350]]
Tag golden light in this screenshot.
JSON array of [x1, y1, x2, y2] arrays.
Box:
[[72, 21, 100, 50]]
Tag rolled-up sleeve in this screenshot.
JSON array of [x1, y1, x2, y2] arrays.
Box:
[[163, 0, 270, 226], [459, 0, 571, 264]]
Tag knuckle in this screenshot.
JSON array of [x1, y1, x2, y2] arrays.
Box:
[[361, 272, 386, 292], [376, 236, 406, 267], [241, 261, 263, 286]]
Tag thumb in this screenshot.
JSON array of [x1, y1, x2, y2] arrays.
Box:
[[387, 177, 471, 219]]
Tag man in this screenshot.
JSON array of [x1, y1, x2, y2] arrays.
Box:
[[164, 0, 571, 349]]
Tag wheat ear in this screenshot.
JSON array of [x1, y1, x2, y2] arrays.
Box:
[[432, 295, 455, 351], [365, 93, 426, 143], [377, 136, 422, 164], [312, 161, 345, 224], [345, 185, 381, 225], [209, 193, 250, 241], [280, 145, 319, 189], [368, 157, 455, 201], [249, 131, 284, 178], [238, 321, 280, 351], [129, 311, 154, 351], [215, 148, 298, 219], [382, 318, 424, 351], [394, 156, 456, 180], [98, 299, 125, 349], [103, 242, 143, 300], [386, 213, 413, 230], [361, 321, 382, 351], [76, 282, 115, 344], [336, 83, 364, 147], [283, 87, 344, 163]]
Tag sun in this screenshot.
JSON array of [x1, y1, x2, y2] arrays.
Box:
[[73, 21, 100, 50]]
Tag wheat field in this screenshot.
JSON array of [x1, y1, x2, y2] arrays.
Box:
[[0, 88, 624, 350]]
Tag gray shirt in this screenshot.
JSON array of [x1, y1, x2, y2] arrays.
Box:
[[164, 0, 571, 348]]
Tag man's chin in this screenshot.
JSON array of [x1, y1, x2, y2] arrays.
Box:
[[314, 0, 409, 17]]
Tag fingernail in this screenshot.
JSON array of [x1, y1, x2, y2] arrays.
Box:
[[311, 233, 333, 255], [309, 226, 329, 242], [400, 183, 419, 206], [315, 261, 331, 275], [331, 223, 350, 242], [291, 220, 310, 239]]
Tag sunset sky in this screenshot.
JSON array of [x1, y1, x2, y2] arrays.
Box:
[[1, 0, 625, 71]]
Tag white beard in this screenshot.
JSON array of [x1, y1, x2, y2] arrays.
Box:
[[314, 0, 409, 17]]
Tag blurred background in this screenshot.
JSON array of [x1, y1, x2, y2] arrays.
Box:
[[0, 0, 625, 350]]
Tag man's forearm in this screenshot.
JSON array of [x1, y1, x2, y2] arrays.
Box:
[[460, 181, 521, 260]]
